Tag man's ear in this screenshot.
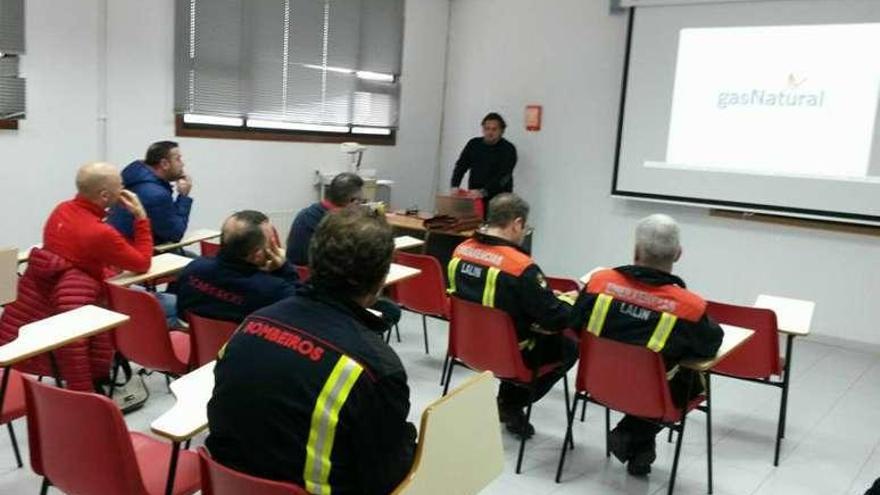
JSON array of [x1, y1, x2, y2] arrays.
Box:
[[674, 247, 683, 263]]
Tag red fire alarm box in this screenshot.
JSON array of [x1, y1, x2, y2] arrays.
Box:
[[525, 105, 542, 131]]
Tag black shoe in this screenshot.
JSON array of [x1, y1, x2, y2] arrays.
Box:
[[626, 446, 657, 477], [607, 428, 633, 464], [498, 404, 535, 439]]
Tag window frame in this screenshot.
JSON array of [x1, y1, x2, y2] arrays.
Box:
[[174, 114, 396, 145]]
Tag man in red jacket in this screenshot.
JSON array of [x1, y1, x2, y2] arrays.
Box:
[[44, 162, 153, 279]]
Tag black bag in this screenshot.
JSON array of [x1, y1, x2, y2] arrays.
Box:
[[108, 357, 150, 414]]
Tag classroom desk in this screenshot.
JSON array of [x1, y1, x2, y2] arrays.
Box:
[[150, 360, 215, 495], [681, 324, 755, 372], [395, 235, 425, 251], [154, 229, 221, 254], [1, 248, 16, 305], [106, 253, 192, 287], [386, 213, 476, 237], [16, 245, 40, 265], [0, 305, 130, 427], [386, 263, 421, 286]]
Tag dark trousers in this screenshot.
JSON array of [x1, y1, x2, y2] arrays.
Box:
[[499, 333, 578, 409], [372, 297, 402, 331], [615, 368, 705, 449]]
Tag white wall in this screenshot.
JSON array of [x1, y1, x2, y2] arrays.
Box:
[[1, 0, 450, 248], [440, 0, 880, 346]]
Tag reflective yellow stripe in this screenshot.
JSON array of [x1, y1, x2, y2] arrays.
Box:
[[447, 257, 461, 294], [647, 312, 677, 353], [304, 355, 364, 495], [217, 342, 228, 360], [586, 294, 613, 336], [482, 267, 500, 308], [518, 338, 536, 351]]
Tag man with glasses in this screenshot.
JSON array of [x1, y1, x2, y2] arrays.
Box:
[[447, 193, 577, 438]]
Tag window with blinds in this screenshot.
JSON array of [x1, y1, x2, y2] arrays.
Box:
[[174, 0, 403, 142], [0, 0, 25, 122]]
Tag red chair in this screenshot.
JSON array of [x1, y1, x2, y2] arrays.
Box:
[[23, 377, 200, 495], [188, 313, 239, 367], [546, 277, 579, 294], [706, 301, 788, 466], [198, 447, 307, 495], [294, 265, 311, 283], [555, 333, 710, 495], [0, 367, 26, 468], [199, 240, 221, 258], [392, 251, 451, 355], [106, 284, 192, 379], [443, 297, 571, 474]]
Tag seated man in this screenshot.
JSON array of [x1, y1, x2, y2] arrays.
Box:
[[207, 207, 416, 494], [108, 140, 193, 246], [176, 210, 299, 323], [571, 214, 723, 476], [286, 172, 401, 330], [0, 162, 153, 391], [447, 193, 576, 438]]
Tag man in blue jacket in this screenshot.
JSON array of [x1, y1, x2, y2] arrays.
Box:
[[177, 210, 299, 323], [108, 141, 193, 245]]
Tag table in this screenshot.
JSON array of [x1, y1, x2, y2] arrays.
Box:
[[681, 324, 754, 372], [0, 305, 130, 438], [386, 213, 475, 237], [151, 360, 215, 495], [1, 248, 16, 305], [154, 229, 221, 254], [107, 253, 192, 287], [16, 244, 40, 265], [386, 263, 421, 286], [394, 235, 425, 251]]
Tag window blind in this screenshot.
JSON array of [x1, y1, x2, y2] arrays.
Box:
[[0, 0, 25, 120], [174, 0, 403, 131]]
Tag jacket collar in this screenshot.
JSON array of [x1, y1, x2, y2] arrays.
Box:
[[216, 253, 261, 274], [615, 265, 687, 289], [73, 195, 108, 219], [473, 231, 528, 254], [299, 285, 387, 334]]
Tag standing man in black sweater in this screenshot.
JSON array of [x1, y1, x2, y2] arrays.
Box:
[[450, 112, 518, 205]]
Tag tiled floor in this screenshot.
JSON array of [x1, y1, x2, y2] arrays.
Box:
[[0, 311, 878, 494]]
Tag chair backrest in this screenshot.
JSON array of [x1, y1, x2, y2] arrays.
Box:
[[0, 247, 17, 305], [188, 313, 239, 367], [198, 447, 307, 495], [392, 252, 449, 318], [23, 378, 148, 495], [393, 372, 503, 495], [294, 265, 311, 283], [106, 283, 187, 372], [199, 240, 221, 258], [578, 333, 675, 421], [449, 297, 530, 381], [545, 277, 579, 294], [706, 301, 781, 378]]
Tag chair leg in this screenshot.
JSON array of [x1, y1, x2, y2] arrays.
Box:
[[184, 438, 192, 450], [775, 370, 790, 466], [668, 417, 687, 495], [515, 400, 534, 474], [108, 354, 121, 399], [562, 374, 573, 450], [605, 407, 611, 458], [422, 315, 429, 354], [440, 354, 450, 386], [668, 428, 674, 443], [384, 328, 392, 344], [442, 360, 456, 396], [7, 422, 22, 468], [39, 477, 50, 495], [706, 374, 714, 494], [580, 398, 587, 422], [555, 394, 580, 483], [395, 323, 401, 343]]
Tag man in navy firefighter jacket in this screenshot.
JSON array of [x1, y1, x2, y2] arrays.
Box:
[[207, 207, 416, 494], [176, 210, 299, 323]]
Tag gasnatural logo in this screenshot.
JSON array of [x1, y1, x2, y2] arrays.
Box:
[[717, 73, 825, 110]]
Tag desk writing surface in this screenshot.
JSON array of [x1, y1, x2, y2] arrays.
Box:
[[579, 266, 607, 285], [386, 264, 421, 287], [681, 324, 754, 372], [394, 236, 425, 251], [107, 253, 192, 287], [386, 213, 475, 237], [754, 295, 814, 336], [17, 244, 40, 265], [154, 229, 221, 253], [150, 360, 216, 442], [0, 305, 129, 366], [0, 248, 16, 305]]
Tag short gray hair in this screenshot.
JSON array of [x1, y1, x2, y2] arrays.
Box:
[[635, 214, 680, 267]]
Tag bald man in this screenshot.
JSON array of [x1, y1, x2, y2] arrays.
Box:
[[43, 162, 153, 280], [176, 210, 299, 323]]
